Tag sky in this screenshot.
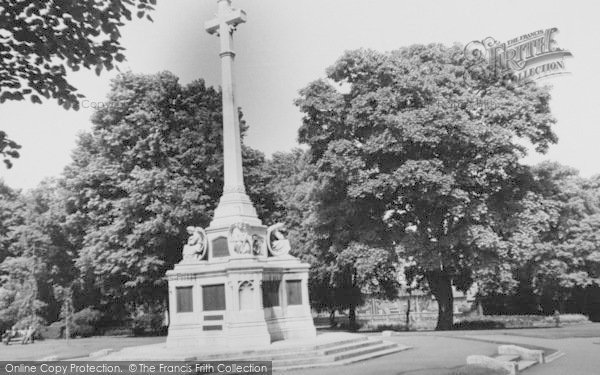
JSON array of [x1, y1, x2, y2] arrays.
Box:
[[1, 0, 600, 190]]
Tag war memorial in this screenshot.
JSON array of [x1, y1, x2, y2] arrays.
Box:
[[164, 0, 316, 348], [90, 1, 407, 366]]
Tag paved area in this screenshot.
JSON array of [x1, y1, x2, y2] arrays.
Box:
[[0, 336, 164, 361], [98, 332, 365, 360], [1, 324, 599, 374], [287, 324, 600, 375], [462, 334, 599, 375], [285, 335, 499, 375]]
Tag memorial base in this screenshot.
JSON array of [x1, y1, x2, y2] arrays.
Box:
[[166, 255, 316, 349]]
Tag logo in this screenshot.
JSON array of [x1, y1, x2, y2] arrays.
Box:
[[464, 28, 572, 83]]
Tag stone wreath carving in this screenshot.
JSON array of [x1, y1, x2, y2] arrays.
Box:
[[266, 223, 291, 256], [182, 226, 208, 262]]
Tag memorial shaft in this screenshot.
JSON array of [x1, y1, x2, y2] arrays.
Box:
[[206, 0, 260, 227], [217, 0, 244, 195]]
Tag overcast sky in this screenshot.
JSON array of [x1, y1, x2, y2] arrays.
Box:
[[1, 0, 599, 190]]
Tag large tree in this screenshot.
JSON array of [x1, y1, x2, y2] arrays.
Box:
[[0, 0, 155, 167], [62, 71, 274, 319], [295, 45, 557, 329]]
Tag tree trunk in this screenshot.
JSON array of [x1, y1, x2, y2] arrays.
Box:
[[348, 307, 357, 331], [405, 290, 412, 331], [329, 310, 336, 327], [426, 271, 454, 330], [65, 304, 70, 341]]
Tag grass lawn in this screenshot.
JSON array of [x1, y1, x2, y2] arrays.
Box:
[[0, 336, 165, 361]]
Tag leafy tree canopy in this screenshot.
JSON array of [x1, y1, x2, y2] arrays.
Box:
[[295, 45, 557, 329], [62, 71, 273, 317], [0, 0, 155, 168]]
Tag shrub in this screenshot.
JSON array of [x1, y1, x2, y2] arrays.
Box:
[[130, 312, 165, 336], [102, 327, 132, 336], [39, 307, 103, 339], [72, 307, 103, 326], [542, 314, 590, 325], [70, 307, 103, 337], [358, 323, 406, 332], [40, 321, 65, 339], [454, 313, 590, 330], [452, 320, 505, 330]]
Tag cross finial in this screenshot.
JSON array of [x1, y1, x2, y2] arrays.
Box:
[[205, 0, 247, 38]]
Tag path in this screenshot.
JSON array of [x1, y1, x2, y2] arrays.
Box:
[[461, 333, 599, 375], [0, 336, 164, 361], [284, 334, 499, 375]]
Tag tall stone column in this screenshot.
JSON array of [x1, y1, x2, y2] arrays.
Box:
[[206, 0, 261, 228]]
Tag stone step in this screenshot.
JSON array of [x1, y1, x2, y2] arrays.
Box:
[[517, 360, 538, 371], [321, 339, 381, 355], [273, 354, 338, 367], [204, 335, 371, 362], [226, 339, 378, 361], [227, 349, 319, 362], [274, 344, 410, 371], [200, 343, 318, 360], [495, 354, 521, 362], [272, 341, 395, 367], [314, 335, 369, 350], [335, 344, 409, 366], [332, 342, 398, 362]]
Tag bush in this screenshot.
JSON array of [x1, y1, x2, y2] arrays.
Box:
[[454, 313, 591, 330], [452, 320, 505, 330], [70, 307, 103, 337], [358, 323, 406, 332], [39, 307, 103, 339], [72, 307, 103, 326], [102, 327, 132, 336], [542, 314, 590, 325], [40, 321, 65, 339], [130, 312, 165, 336]]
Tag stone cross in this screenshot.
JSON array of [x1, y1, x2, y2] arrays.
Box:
[[205, 0, 260, 227]]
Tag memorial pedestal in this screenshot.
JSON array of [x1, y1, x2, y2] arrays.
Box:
[[166, 226, 316, 348]]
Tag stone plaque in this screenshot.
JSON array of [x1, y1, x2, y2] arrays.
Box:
[[202, 284, 226, 311], [176, 286, 193, 313], [204, 315, 223, 321], [212, 237, 229, 258], [202, 325, 222, 331], [262, 280, 280, 307], [286, 280, 302, 306]]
